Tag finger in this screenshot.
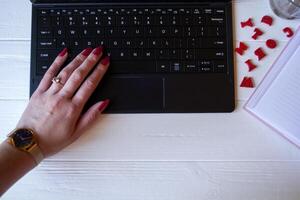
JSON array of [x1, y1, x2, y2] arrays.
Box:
[[71, 99, 110, 141], [36, 48, 68, 93], [59, 46, 104, 98], [47, 48, 93, 95], [72, 56, 110, 107]]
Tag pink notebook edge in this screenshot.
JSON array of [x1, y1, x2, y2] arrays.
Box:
[[244, 26, 300, 148]]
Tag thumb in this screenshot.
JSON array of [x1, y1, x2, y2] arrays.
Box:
[[72, 99, 110, 141]]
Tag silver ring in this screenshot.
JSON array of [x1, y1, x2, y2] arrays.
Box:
[[52, 76, 63, 85]]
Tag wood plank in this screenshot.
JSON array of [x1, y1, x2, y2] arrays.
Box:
[[0, 0, 31, 40], [1, 100, 300, 161], [2, 160, 300, 200]]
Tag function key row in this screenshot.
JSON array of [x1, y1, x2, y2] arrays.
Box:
[[38, 7, 225, 16]]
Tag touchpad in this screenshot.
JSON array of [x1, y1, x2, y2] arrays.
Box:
[[89, 76, 163, 113]]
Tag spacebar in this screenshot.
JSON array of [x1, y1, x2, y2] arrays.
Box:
[[110, 61, 156, 74]]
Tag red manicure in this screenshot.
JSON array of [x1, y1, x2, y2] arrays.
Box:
[[101, 56, 110, 65], [59, 48, 68, 57], [98, 99, 110, 112], [93, 46, 104, 56], [82, 48, 93, 57]]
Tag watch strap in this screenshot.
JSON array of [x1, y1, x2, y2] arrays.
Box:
[[28, 144, 44, 165]]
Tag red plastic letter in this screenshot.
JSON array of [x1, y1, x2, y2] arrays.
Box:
[[266, 39, 277, 49], [235, 42, 249, 56], [241, 18, 254, 28], [283, 27, 294, 38], [254, 47, 267, 61], [240, 77, 255, 88], [261, 15, 273, 26], [245, 59, 257, 72], [252, 28, 264, 40]]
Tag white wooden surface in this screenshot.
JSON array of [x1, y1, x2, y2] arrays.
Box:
[[1, 0, 300, 199]]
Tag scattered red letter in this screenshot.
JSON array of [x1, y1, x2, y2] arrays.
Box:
[[266, 39, 277, 49], [240, 77, 255, 88], [254, 47, 267, 61], [235, 42, 249, 56], [283, 27, 294, 38], [261, 15, 273, 26], [252, 28, 264, 40], [241, 18, 254, 28], [245, 59, 257, 72]]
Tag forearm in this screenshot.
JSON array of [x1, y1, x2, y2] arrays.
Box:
[[0, 141, 36, 196]]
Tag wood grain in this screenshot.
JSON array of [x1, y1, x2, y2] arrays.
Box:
[[1, 0, 300, 199]]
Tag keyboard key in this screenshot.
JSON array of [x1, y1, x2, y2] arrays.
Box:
[[37, 61, 51, 75], [52, 16, 64, 26], [54, 28, 65, 38], [143, 49, 156, 60], [169, 49, 181, 59], [214, 8, 225, 15], [203, 8, 213, 15], [203, 38, 225, 48], [57, 39, 68, 48], [38, 28, 52, 38], [170, 26, 183, 37], [157, 61, 170, 73], [182, 49, 195, 60], [214, 61, 226, 73], [130, 50, 142, 59], [157, 49, 169, 60], [207, 16, 225, 25], [39, 16, 51, 27], [38, 39, 56, 49], [170, 62, 183, 72], [198, 60, 214, 72], [184, 62, 197, 72], [37, 50, 56, 61], [197, 49, 226, 59]]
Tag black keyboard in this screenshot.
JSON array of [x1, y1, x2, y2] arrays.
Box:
[[36, 6, 227, 75]]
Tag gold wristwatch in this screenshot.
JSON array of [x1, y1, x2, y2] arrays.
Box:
[[6, 128, 44, 165]]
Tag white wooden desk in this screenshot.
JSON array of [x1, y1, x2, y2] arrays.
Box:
[[1, 0, 300, 199]]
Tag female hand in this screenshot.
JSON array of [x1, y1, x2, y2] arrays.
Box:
[[16, 47, 110, 158]]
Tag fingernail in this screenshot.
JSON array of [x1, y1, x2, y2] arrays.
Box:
[[101, 56, 110, 65], [82, 48, 93, 57], [93, 46, 104, 56], [59, 48, 68, 57], [98, 99, 110, 112]]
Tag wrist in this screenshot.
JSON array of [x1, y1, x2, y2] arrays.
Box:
[[1, 141, 36, 167], [7, 128, 44, 165]]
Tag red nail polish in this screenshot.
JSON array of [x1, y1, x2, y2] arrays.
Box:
[[93, 46, 104, 56], [59, 48, 68, 57], [101, 56, 110, 65], [98, 99, 110, 112], [82, 48, 93, 57]]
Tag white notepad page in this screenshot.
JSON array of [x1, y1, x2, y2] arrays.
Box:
[[245, 28, 300, 147]]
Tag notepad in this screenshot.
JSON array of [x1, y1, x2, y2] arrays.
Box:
[[245, 27, 300, 147]]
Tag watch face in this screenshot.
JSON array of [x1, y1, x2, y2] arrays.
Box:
[[12, 129, 34, 148]]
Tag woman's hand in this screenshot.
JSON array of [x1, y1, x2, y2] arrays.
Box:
[[16, 47, 110, 157]]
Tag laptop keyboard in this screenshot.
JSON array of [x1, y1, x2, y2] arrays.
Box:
[[36, 6, 227, 75]]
